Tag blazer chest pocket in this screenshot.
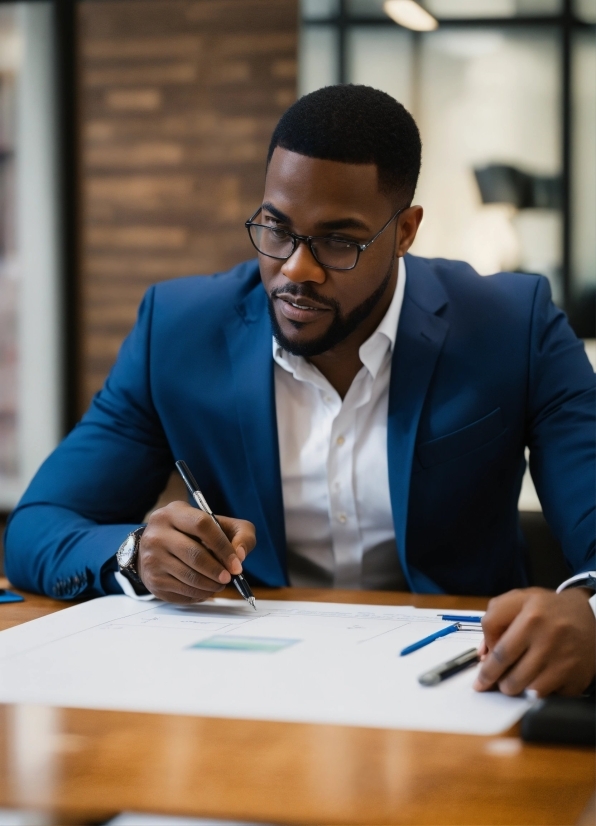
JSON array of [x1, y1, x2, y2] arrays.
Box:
[[416, 407, 506, 469]]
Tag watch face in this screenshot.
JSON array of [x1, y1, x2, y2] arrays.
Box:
[[117, 534, 136, 568]]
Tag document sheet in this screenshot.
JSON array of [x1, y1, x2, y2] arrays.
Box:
[[0, 596, 532, 735]]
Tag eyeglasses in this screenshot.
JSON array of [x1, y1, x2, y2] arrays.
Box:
[[244, 206, 404, 271]]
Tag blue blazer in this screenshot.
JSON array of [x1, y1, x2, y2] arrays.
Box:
[[5, 255, 595, 599]]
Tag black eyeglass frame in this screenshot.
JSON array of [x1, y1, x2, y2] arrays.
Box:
[[244, 206, 405, 271]]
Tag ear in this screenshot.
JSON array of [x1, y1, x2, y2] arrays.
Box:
[[396, 206, 423, 257]]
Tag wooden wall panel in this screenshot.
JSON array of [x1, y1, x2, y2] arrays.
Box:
[[78, 0, 298, 411]]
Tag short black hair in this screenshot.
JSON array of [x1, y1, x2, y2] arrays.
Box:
[[267, 84, 421, 205]]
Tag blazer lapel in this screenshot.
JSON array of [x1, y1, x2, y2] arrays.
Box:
[[388, 255, 450, 592], [224, 282, 288, 586]]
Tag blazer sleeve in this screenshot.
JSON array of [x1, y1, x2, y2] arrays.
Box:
[[3, 285, 174, 599], [526, 276, 596, 576]]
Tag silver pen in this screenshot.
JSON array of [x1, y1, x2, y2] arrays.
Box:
[[175, 460, 257, 610], [418, 648, 480, 686]]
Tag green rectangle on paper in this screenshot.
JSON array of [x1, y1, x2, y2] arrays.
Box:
[[190, 635, 299, 653]]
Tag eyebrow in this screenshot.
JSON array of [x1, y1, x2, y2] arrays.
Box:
[[261, 201, 370, 233]]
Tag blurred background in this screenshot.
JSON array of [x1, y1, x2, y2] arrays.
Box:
[[0, 0, 594, 581]]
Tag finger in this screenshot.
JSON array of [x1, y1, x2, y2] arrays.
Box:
[[496, 644, 550, 696], [474, 611, 530, 691], [175, 509, 243, 574], [528, 653, 595, 698], [215, 516, 257, 562], [481, 590, 527, 650], [146, 572, 220, 604], [168, 537, 233, 585], [167, 555, 227, 594], [477, 640, 488, 659], [530, 664, 583, 698], [157, 504, 241, 575]]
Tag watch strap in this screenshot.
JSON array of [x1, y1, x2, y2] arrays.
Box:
[[115, 569, 152, 598]]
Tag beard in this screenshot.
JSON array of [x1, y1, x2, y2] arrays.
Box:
[[267, 259, 395, 359]]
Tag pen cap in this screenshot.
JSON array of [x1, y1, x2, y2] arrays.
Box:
[[419, 671, 442, 687]]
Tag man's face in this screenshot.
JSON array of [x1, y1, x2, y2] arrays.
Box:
[[258, 148, 404, 358]]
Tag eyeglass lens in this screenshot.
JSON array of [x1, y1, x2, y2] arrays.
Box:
[[249, 224, 359, 269]]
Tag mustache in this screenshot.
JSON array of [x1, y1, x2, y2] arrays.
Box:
[[269, 282, 339, 312]]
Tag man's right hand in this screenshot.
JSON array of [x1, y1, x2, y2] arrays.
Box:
[[137, 501, 256, 603]]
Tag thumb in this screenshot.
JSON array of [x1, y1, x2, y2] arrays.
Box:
[[216, 516, 256, 562]]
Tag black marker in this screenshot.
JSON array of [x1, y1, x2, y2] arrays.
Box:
[[175, 460, 257, 610], [418, 648, 480, 686]]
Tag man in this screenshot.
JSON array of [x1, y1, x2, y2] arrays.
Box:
[[5, 85, 595, 697]]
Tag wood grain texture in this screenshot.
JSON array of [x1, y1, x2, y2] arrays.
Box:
[[0, 581, 593, 825], [78, 0, 297, 411]]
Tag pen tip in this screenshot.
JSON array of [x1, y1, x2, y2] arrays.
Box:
[[249, 597, 257, 611]]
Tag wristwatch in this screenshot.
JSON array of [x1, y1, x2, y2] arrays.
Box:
[[116, 526, 146, 588]]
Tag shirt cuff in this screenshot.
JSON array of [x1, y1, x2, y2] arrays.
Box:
[[114, 570, 155, 601], [556, 572, 596, 621], [556, 571, 596, 594]]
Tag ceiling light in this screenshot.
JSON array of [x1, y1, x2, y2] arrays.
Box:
[[383, 0, 439, 31]]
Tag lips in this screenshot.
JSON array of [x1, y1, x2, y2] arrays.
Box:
[[276, 294, 331, 323]]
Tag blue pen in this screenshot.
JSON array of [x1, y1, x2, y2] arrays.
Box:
[[438, 615, 482, 623], [400, 623, 460, 656]]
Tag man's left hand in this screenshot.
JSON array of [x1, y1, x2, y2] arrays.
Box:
[[473, 586, 595, 697]]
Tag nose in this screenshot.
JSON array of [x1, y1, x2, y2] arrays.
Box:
[[280, 240, 327, 285]]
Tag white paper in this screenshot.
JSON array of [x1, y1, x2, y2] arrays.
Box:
[[0, 596, 531, 735]]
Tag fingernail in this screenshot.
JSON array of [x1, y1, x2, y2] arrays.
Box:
[[229, 557, 242, 575], [236, 544, 246, 561], [473, 678, 485, 691], [219, 570, 231, 584]]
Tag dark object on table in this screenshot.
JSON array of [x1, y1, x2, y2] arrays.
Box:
[[521, 696, 595, 746]]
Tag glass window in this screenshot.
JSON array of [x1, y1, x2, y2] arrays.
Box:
[[346, 0, 562, 17], [424, 0, 561, 16], [574, 0, 596, 23], [347, 27, 414, 108], [301, 0, 340, 21], [571, 31, 596, 319], [347, 0, 387, 17], [0, 2, 62, 509], [299, 26, 339, 95], [301, 2, 593, 330], [347, 26, 563, 298], [0, 9, 18, 486]]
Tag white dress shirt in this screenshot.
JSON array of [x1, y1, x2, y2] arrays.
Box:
[[273, 257, 407, 590]]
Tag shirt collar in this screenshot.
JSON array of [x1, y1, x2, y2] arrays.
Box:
[[273, 256, 407, 383], [358, 256, 406, 378]]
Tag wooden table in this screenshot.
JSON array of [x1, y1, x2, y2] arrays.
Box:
[[0, 579, 593, 826]]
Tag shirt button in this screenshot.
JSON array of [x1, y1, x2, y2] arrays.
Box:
[[337, 512, 347, 524], [325, 395, 333, 403], [336, 435, 345, 446]]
